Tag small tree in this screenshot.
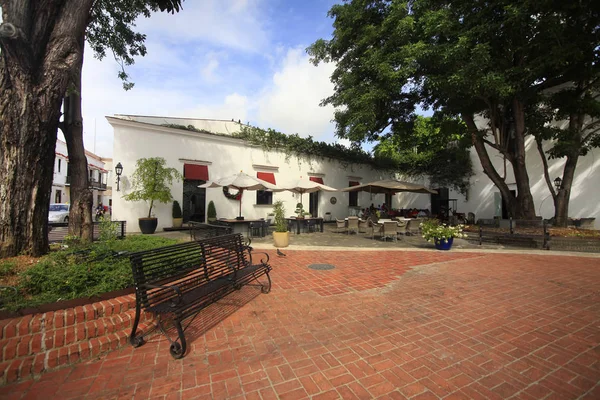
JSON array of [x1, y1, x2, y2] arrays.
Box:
[[172, 201, 182, 219], [207, 201, 217, 221], [273, 201, 287, 232], [123, 158, 183, 218]]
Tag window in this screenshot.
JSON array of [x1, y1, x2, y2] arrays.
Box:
[[256, 190, 273, 205], [55, 190, 61, 203], [58, 159, 61, 173], [349, 181, 359, 207]]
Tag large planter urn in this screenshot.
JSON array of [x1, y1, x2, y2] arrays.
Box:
[[172, 218, 183, 228], [139, 218, 158, 234], [273, 231, 289, 248], [434, 237, 453, 250]]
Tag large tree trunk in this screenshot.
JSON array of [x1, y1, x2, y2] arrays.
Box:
[[463, 113, 518, 216], [510, 99, 537, 219], [61, 39, 94, 241], [0, 0, 95, 257]]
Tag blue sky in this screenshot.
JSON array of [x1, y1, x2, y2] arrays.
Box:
[[79, 0, 347, 157]]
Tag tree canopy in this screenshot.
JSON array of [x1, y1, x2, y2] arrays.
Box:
[[308, 0, 600, 221]]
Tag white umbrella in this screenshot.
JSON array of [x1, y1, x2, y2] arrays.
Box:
[[199, 171, 283, 218], [341, 179, 437, 194], [282, 177, 338, 205]]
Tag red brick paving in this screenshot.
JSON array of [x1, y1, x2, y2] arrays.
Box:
[[1, 250, 599, 399]]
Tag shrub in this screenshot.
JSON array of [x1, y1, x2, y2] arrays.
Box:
[[207, 201, 217, 220], [273, 201, 287, 232], [172, 200, 182, 218], [420, 219, 467, 243], [98, 215, 120, 243]]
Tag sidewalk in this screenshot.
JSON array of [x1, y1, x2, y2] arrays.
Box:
[[1, 250, 599, 399]]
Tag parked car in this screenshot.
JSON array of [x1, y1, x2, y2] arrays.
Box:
[[48, 203, 70, 223]]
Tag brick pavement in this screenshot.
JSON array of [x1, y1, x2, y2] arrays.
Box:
[[1, 250, 599, 399]]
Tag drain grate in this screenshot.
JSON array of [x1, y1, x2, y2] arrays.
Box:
[[308, 264, 336, 270]]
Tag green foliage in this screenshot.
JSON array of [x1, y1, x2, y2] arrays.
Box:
[[123, 157, 183, 218], [207, 201, 217, 220], [273, 201, 287, 232], [0, 261, 18, 279], [172, 201, 182, 218], [4, 235, 179, 311], [308, 0, 600, 201], [98, 216, 120, 243]]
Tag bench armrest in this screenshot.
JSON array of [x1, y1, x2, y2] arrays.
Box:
[[143, 283, 183, 307], [246, 248, 270, 265]]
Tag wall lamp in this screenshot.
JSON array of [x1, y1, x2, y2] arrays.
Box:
[[115, 162, 123, 191]]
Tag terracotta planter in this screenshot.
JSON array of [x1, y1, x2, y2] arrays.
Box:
[[139, 218, 158, 234], [273, 231, 289, 248], [172, 218, 183, 228]]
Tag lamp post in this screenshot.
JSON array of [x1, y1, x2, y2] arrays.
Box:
[[553, 177, 562, 192], [115, 162, 123, 191]]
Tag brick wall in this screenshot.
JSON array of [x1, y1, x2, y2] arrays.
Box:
[[0, 294, 155, 385]]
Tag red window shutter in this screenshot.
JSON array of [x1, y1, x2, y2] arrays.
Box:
[[349, 181, 360, 186], [184, 164, 209, 181], [309, 177, 324, 184], [257, 172, 276, 185]]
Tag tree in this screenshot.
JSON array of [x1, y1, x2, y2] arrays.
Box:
[[60, 0, 183, 243], [308, 0, 600, 222], [123, 157, 183, 219], [0, 0, 181, 257], [374, 116, 473, 194]]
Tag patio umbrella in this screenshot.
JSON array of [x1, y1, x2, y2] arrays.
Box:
[[281, 177, 338, 205], [199, 171, 283, 218], [341, 179, 437, 194]]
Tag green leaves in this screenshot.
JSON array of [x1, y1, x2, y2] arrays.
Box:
[[123, 157, 183, 218]]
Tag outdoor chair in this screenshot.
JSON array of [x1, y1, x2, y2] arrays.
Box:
[[405, 218, 422, 236], [335, 218, 347, 233], [396, 220, 407, 238], [304, 219, 317, 233], [382, 222, 398, 242], [358, 218, 369, 233], [467, 212, 476, 225], [248, 220, 264, 238], [347, 216, 359, 234], [371, 221, 383, 240]]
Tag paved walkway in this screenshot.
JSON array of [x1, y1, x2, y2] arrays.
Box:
[[1, 250, 599, 399]]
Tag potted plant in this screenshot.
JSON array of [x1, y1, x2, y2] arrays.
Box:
[[207, 200, 217, 222], [123, 157, 183, 234], [272, 200, 289, 248], [295, 203, 310, 219], [172, 200, 183, 228], [420, 219, 467, 250]]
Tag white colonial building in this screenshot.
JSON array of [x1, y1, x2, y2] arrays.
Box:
[[52, 139, 111, 209], [108, 114, 599, 232]]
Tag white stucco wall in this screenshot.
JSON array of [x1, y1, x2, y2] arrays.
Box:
[[450, 136, 600, 228], [108, 117, 435, 232]]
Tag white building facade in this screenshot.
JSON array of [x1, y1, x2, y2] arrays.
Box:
[[108, 116, 425, 232], [108, 114, 599, 232], [51, 140, 110, 209]]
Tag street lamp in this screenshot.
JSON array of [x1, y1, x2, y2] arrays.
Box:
[[115, 162, 123, 191], [553, 177, 562, 192]]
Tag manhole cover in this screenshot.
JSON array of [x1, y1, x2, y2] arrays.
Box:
[[308, 264, 336, 270]]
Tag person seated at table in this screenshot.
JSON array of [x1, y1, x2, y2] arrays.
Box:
[[370, 203, 375, 212], [408, 208, 419, 218], [381, 203, 388, 213], [417, 209, 428, 217]]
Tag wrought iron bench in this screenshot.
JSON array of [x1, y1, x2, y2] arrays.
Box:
[[188, 221, 232, 241], [128, 233, 271, 359]]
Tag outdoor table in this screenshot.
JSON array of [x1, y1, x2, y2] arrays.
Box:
[[285, 217, 324, 234], [218, 219, 265, 238]]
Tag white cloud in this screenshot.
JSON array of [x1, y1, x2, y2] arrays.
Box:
[[136, 0, 269, 53], [201, 52, 221, 83], [255, 47, 337, 140]]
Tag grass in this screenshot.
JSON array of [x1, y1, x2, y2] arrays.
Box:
[[0, 235, 180, 312]]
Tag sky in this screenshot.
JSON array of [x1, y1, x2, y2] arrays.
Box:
[[77, 0, 346, 158]]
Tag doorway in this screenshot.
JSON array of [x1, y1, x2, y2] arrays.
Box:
[[55, 190, 61, 204], [183, 179, 206, 222], [431, 187, 449, 217], [309, 192, 319, 217]]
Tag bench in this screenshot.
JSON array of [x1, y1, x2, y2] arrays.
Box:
[[128, 233, 272, 359]]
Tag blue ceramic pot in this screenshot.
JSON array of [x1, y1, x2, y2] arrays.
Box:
[[434, 237, 453, 250]]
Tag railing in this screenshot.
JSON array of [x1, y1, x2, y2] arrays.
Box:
[[48, 221, 126, 243], [64, 176, 107, 190], [466, 218, 600, 253]]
